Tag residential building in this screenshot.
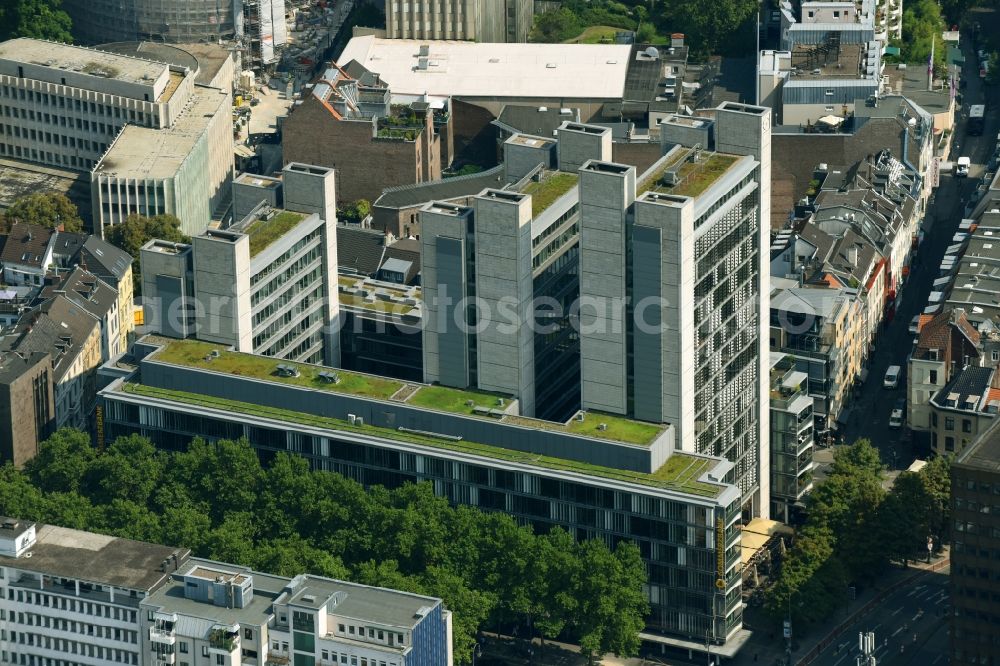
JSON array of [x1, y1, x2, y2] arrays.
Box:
[[950, 419, 1000, 666], [143, 559, 452, 666], [908, 308, 982, 434], [945, 211, 1000, 330], [0, 517, 452, 666], [927, 364, 999, 456], [100, 336, 747, 653], [141, 163, 340, 366], [0, 351, 53, 466], [76, 236, 136, 352], [0, 517, 189, 666], [56, 266, 124, 360], [385, 0, 533, 43], [769, 353, 814, 523], [769, 276, 865, 434], [0, 223, 57, 287], [282, 61, 451, 204], [0, 38, 233, 236], [1, 295, 102, 430]]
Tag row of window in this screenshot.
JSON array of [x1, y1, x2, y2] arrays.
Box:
[[1, 587, 138, 623], [0, 85, 151, 123], [0, 632, 137, 664], [335, 623, 405, 646], [1, 609, 136, 643], [0, 143, 95, 169]]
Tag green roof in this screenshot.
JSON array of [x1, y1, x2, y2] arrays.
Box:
[[639, 151, 741, 198], [522, 172, 579, 217], [337, 275, 421, 315], [153, 340, 404, 399], [244, 211, 307, 257], [119, 382, 725, 498], [151, 339, 666, 446]]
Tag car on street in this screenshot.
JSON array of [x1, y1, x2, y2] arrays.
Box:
[[956, 156, 971, 177], [884, 365, 902, 389], [909, 315, 921, 334], [889, 408, 904, 429]]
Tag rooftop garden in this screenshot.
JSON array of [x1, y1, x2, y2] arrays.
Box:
[[244, 211, 307, 257], [120, 382, 724, 497], [151, 339, 666, 446], [639, 152, 740, 199], [521, 173, 579, 217], [408, 384, 509, 415], [153, 340, 403, 399]]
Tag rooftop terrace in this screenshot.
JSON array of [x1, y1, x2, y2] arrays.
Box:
[[520, 172, 579, 217], [150, 339, 666, 446], [119, 381, 723, 497], [337, 275, 421, 316]]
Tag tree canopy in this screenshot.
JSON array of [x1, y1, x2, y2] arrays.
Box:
[[0, 0, 73, 42], [104, 213, 189, 294], [2, 428, 650, 663], [764, 440, 952, 630], [0, 192, 84, 233]]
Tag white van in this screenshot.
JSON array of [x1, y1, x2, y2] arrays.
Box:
[[884, 365, 901, 389], [956, 156, 971, 177]]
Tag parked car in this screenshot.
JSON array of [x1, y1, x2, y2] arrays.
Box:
[[956, 156, 971, 177], [909, 315, 921, 335], [884, 365, 902, 389], [889, 408, 904, 429]]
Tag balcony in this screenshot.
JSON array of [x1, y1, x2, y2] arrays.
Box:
[[153, 653, 176, 665], [209, 626, 240, 653], [266, 653, 290, 666], [149, 626, 176, 645]]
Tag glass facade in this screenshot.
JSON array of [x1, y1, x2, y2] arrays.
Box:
[[101, 394, 743, 643]]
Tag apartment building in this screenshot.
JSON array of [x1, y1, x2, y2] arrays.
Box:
[[0, 351, 53, 466], [385, 0, 532, 42], [0, 38, 232, 236], [57, 266, 124, 360], [945, 211, 1000, 331], [0, 295, 102, 430], [768, 353, 815, 523], [0, 517, 451, 666], [926, 364, 999, 456], [100, 335, 746, 651], [141, 163, 340, 366], [950, 419, 1000, 666], [769, 277, 865, 434], [142, 559, 451, 666], [908, 308, 983, 433], [282, 61, 451, 204], [0, 517, 189, 666]]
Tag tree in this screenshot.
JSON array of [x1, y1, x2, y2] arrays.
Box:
[[899, 0, 947, 73], [0, 0, 73, 43], [340, 199, 371, 223], [668, 0, 758, 56], [162, 437, 262, 522], [104, 213, 189, 294], [573, 539, 648, 661], [0, 193, 83, 232], [0, 464, 48, 520], [24, 428, 96, 494], [83, 434, 163, 506], [530, 7, 582, 42]]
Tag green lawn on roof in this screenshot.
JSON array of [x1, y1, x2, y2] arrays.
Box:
[[339, 292, 416, 315], [666, 155, 739, 197], [562, 25, 620, 44], [120, 383, 723, 496], [245, 211, 306, 257], [522, 173, 579, 217], [652, 454, 712, 485], [565, 411, 664, 445], [408, 385, 508, 415], [153, 339, 403, 399]]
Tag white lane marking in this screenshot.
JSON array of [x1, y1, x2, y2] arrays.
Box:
[[892, 607, 904, 616], [833, 651, 850, 666], [892, 626, 904, 637]]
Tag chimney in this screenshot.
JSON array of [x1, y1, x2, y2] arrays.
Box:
[[671, 33, 685, 48]]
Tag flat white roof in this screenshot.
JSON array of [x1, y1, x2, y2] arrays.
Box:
[[338, 36, 631, 100], [0, 38, 168, 85]]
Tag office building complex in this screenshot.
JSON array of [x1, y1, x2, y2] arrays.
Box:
[[141, 163, 340, 366], [0, 38, 233, 236], [65, 0, 240, 45], [100, 336, 745, 650], [385, 0, 533, 42], [0, 351, 53, 466], [0, 517, 451, 666], [0, 517, 189, 666], [572, 103, 772, 512], [951, 419, 1000, 666], [143, 559, 451, 666]]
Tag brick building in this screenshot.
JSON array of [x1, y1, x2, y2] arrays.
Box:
[[282, 62, 451, 204]]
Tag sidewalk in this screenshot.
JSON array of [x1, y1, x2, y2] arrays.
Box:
[[721, 552, 950, 666]]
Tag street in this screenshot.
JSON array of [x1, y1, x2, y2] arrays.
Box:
[[832, 29, 1000, 472], [809, 566, 950, 666]]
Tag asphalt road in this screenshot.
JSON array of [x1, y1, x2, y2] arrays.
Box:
[[809, 566, 950, 666], [833, 33, 1000, 470]]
